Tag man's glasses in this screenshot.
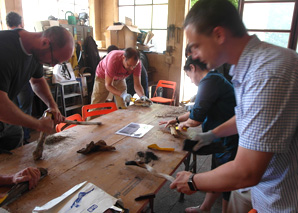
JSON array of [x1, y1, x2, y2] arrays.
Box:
[[126, 60, 139, 70]]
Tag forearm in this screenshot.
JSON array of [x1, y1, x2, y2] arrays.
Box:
[[0, 92, 40, 130], [193, 147, 272, 192], [212, 116, 238, 137], [177, 112, 191, 123], [30, 77, 57, 109], [184, 118, 201, 127], [105, 84, 122, 96], [134, 84, 145, 98]]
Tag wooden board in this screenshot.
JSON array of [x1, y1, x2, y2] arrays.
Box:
[[0, 104, 189, 213]]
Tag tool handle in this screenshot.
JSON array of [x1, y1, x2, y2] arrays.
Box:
[[159, 147, 175, 151]]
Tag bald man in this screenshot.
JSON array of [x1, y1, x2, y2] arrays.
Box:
[[0, 26, 74, 151]]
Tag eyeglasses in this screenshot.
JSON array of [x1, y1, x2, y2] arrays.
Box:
[[126, 59, 139, 70]]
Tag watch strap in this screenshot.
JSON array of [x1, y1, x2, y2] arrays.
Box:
[[188, 173, 198, 191]]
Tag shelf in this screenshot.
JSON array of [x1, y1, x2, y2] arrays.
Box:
[[66, 104, 83, 111], [64, 93, 82, 98]]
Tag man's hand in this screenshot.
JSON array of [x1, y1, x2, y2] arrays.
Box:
[[121, 92, 132, 103], [46, 106, 65, 125], [140, 96, 153, 104], [13, 167, 41, 190], [37, 115, 54, 133], [189, 130, 217, 151], [170, 171, 196, 195]]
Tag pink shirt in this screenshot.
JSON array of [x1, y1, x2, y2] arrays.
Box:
[[96, 50, 141, 81]]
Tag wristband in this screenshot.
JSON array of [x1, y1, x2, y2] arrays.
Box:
[[187, 173, 199, 191], [176, 117, 180, 124]]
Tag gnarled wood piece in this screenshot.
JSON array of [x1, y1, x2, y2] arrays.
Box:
[[169, 125, 179, 138], [77, 140, 116, 154], [33, 131, 47, 161]]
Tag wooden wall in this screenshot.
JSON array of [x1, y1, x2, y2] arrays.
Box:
[[89, 0, 190, 103]]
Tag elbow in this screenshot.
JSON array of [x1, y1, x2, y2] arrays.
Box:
[[235, 170, 262, 188]]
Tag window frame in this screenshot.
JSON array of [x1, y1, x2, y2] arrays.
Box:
[[118, 0, 168, 52], [238, 0, 298, 50]]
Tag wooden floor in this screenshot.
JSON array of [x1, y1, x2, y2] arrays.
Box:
[[27, 130, 222, 213]]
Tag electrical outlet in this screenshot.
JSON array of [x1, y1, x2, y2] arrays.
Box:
[[165, 55, 173, 64]]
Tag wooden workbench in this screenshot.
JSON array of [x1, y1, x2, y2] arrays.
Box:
[[0, 104, 191, 212]]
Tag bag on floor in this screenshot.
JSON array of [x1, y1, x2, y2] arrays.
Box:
[[52, 62, 76, 83]]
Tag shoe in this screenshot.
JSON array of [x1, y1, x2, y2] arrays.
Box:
[[185, 205, 210, 213], [23, 139, 31, 145]]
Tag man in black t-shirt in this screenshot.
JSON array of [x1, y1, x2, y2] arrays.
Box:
[[0, 26, 74, 151]]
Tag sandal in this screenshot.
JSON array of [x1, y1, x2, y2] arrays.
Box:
[[185, 205, 210, 213]]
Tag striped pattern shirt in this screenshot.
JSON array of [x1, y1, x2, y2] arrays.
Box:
[[230, 35, 298, 212]]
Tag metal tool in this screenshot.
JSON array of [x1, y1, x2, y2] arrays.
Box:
[[32, 112, 52, 161], [125, 161, 175, 182], [63, 120, 102, 125]]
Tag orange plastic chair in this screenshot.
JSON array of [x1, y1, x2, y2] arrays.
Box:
[[150, 80, 176, 105], [82, 102, 117, 121], [56, 113, 83, 132]]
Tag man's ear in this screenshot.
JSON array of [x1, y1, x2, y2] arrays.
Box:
[[40, 38, 50, 49], [212, 26, 226, 45], [190, 64, 196, 72]]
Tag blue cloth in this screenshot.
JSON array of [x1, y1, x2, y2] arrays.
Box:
[[189, 70, 238, 157], [230, 35, 298, 212], [126, 63, 149, 97], [15, 82, 34, 140]]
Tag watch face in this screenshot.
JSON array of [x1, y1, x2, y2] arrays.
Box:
[[188, 181, 196, 191]]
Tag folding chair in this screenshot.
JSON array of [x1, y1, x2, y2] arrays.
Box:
[[82, 102, 117, 121], [150, 80, 176, 105], [56, 113, 83, 132]]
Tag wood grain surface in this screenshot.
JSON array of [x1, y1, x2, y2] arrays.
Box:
[[0, 104, 191, 213]]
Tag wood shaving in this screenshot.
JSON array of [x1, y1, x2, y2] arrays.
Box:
[[45, 135, 69, 145]]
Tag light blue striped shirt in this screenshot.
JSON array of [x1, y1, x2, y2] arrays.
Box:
[[230, 35, 298, 212]]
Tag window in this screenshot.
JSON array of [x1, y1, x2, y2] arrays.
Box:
[[22, 0, 89, 32], [239, 0, 298, 50], [118, 0, 168, 53]]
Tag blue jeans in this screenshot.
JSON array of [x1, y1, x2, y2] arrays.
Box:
[[15, 82, 34, 140], [0, 122, 23, 151]]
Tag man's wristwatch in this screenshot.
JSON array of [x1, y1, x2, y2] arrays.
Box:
[[188, 173, 198, 191], [176, 117, 180, 124]]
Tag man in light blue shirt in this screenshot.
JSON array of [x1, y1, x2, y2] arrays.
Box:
[[170, 0, 298, 212]]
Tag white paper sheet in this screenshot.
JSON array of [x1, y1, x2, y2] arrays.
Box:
[[115, 122, 154, 138]]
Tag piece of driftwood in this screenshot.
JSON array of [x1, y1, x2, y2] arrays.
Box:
[[133, 99, 152, 107], [77, 140, 116, 154], [32, 131, 47, 161], [33, 112, 52, 161], [64, 120, 102, 125], [0, 168, 48, 207], [169, 125, 179, 138]]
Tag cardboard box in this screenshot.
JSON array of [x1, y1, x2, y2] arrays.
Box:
[[106, 24, 140, 49]]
